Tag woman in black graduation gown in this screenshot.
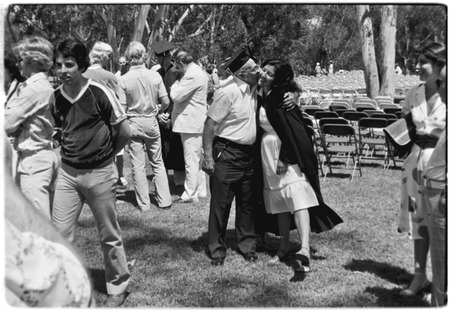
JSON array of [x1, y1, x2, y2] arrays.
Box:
[[255, 58, 343, 272]]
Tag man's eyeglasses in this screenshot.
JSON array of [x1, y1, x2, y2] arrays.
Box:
[[119, 62, 126, 65]]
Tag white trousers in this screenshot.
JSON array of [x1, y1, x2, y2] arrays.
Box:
[[180, 133, 207, 201]]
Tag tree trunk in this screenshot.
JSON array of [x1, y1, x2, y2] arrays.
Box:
[[210, 5, 217, 48], [356, 5, 379, 98], [132, 5, 151, 42], [146, 5, 168, 67], [168, 5, 195, 42], [99, 5, 119, 71], [379, 5, 397, 98]]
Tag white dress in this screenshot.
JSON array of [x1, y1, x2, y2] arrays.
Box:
[[259, 106, 319, 214]]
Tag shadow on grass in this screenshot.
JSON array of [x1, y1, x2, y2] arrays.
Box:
[[89, 268, 107, 295], [344, 259, 432, 307], [364, 286, 430, 307], [344, 258, 415, 285], [116, 190, 138, 206]]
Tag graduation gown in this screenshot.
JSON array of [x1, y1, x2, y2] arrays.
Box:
[[254, 88, 343, 235]]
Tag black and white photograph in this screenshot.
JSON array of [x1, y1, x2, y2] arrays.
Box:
[[2, 1, 447, 308]]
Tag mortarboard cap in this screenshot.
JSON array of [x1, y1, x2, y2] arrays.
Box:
[[150, 40, 176, 56], [223, 45, 258, 73]]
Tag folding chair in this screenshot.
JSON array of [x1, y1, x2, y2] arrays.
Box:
[[355, 102, 376, 112], [371, 113, 398, 120], [356, 88, 367, 97], [395, 111, 404, 119], [334, 108, 355, 117], [342, 111, 370, 136], [320, 124, 362, 181], [363, 110, 382, 117], [314, 111, 339, 128], [319, 100, 333, 110], [302, 115, 314, 128], [318, 117, 351, 146], [319, 89, 333, 101], [332, 99, 351, 106], [331, 89, 344, 99], [303, 106, 324, 118], [358, 118, 389, 168], [342, 111, 369, 124], [383, 107, 402, 115], [330, 103, 350, 111], [379, 103, 400, 111], [305, 124, 324, 176], [343, 89, 358, 102]]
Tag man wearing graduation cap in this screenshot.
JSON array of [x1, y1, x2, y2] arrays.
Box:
[[202, 45, 261, 265], [150, 39, 186, 190]]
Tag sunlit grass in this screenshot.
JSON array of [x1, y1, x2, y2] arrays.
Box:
[[74, 154, 431, 307]]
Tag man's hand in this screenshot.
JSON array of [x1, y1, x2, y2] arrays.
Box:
[[158, 113, 171, 129], [281, 92, 299, 111], [202, 153, 215, 176], [276, 159, 288, 175]]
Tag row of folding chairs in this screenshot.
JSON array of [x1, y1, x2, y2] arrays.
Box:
[[302, 112, 401, 181], [302, 105, 403, 120]]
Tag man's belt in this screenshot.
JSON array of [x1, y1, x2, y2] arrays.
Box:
[[415, 134, 439, 149], [423, 176, 447, 190], [214, 136, 254, 151]]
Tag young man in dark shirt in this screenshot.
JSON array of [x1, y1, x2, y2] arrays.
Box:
[[50, 38, 131, 307]]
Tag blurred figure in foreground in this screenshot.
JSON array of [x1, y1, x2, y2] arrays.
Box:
[[4, 134, 93, 307], [422, 61, 446, 307]]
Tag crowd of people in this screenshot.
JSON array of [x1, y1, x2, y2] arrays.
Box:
[[3, 35, 447, 307]]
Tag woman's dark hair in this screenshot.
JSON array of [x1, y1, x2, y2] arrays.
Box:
[[261, 58, 301, 93], [55, 37, 90, 73], [419, 42, 446, 68], [4, 56, 26, 83]]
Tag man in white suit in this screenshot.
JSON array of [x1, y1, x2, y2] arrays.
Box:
[[170, 51, 209, 203]]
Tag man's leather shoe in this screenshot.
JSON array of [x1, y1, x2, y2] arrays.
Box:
[[211, 257, 225, 266], [104, 292, 128, 307], [244, 252, 258, 262], [158, 204, 172, 210]]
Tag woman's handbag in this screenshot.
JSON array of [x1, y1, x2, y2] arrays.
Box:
[[383, 113, 416, 159]]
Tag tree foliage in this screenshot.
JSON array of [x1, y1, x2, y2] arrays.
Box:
[[4, 3, 446, 76]]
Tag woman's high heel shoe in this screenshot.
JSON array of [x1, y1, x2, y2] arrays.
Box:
[[400, 278, 430, 296], [295, 247, 310, 266], [294, 247, 311, 272]]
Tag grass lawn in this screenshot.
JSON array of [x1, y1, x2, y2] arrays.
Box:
[[74, 152, 432, 307]]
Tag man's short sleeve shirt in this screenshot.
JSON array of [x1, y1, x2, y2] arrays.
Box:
[[206, 76, 257, 145], [50, 80, 126, 169]]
